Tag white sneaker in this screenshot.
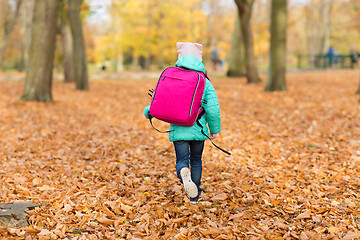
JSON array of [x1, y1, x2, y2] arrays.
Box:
[[180, 168, 198, 198]]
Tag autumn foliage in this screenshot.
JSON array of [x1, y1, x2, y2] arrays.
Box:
[[1, 70, 360, 239]]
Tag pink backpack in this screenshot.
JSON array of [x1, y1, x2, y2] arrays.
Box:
[[147, 67, 231, 155], [148, 67, 207, 127]]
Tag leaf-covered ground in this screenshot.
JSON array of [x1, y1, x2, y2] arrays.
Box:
[[1, 70, 360, 239]]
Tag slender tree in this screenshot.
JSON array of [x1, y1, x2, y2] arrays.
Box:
[[357, 72, 360, 94], [21, 0, 59, 102], [109, 1, 123, 72], [227, 15, 246, 77], [18, 0, 34, 72], [234, 0, 261, 83], [0, 0, 24, 68], [306, 0, 333, 61], [61, 21, 75, 82], [319, 0, 333, 55], [265, 0, 288, 92], [59, 2, 75, 83], [68, 0, 88, 90]]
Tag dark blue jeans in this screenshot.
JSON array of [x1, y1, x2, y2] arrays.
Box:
[[173, 140, 204, 201]]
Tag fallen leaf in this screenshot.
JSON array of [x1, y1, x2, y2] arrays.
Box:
[[171, 217, 188, 224], [211, 193, 228, 201], [296, 210, 311, 220], [341, 232, 360, 240], [38, 229, 51, 240], [96, 215, 115, 226], [229, 213, 244, 222]]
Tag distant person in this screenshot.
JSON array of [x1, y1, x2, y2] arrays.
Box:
[[326, 46, 335, 67], [211, 45, 222, 71], [101, 65, 106, 71], [350, 46, 359, 67]]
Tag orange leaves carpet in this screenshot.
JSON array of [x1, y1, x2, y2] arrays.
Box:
[[0, 70, 360, 239]]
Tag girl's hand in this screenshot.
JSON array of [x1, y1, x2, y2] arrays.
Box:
[[209, 133, 218, 139]]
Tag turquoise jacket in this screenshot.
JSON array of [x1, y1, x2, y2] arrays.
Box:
[[144, 55, 221, 142]]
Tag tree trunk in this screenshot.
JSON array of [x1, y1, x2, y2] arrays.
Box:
[[68, 0, 88, 90], [18, 0, 35, 72], [319, 0, 333, 54], [61, 19, 75, 82], [357, 71, 360, 94], [306, 0, 315, 63], [21, 0, 58, 102], [227, 15, 246, 77], [315, 0, 325, 55], [131, 56, 140, 71], [265, 0, 288, 92], [234, 0, 261, 83], [117, 53, 124, 72], [306, 0, 333, 60], [17, 42, 25, 72], [18, 0, 34, 72], [207, 0, 217, 48], [0, 0, 23, 68]]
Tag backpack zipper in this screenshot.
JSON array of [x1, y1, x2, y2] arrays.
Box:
[[151, 75, 166, 106], [189, 73, 201, 116]]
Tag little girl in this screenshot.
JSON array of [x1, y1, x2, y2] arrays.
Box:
[[144, 42, 221, 203]]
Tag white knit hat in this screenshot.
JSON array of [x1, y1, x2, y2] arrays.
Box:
[[176, 42, 203, 61]]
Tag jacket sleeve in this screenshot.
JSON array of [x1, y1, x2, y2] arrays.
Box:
[[203, 79, 221, 134], [144, 105, 151, 119]]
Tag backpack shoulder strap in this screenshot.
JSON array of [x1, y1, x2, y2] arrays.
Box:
[[196, 119, 231, 155], [203, 72, 210, 81], [176, 66, 209, 81], [149, 116, 173, 133]]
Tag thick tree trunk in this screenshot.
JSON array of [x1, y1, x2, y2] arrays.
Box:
[[227, 15, 246, 77], [21, 0, 58, 102], [68, 0, 88, 90], [234, 0, 261, 83], [61, 20, 75, 82], [0, 0, 23, 68], [265, 0, 288, 92]]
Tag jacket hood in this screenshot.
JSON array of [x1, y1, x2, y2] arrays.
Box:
[[175, 55, 206, 73]]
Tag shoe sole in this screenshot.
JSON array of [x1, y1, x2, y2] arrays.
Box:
[[180, 168, 198, 198]]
